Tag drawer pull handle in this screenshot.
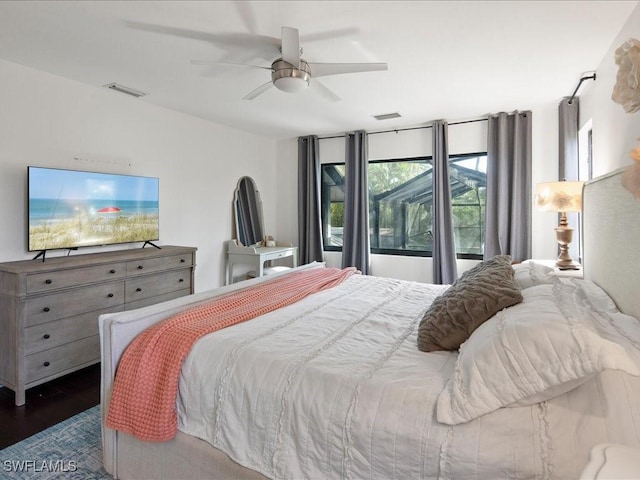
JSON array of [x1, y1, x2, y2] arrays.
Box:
[[43, 307, 50, 312], [110, 269, 116, 274], [43, 362, 50, 367], [43, 334, 50, 339], [179, 278, 184, 283], [108, 293, 114, 298], [137, 265, 144, 270], [180, 259, 186, 263], [136, 287, 142, 292], [45, 279, 52, 284]]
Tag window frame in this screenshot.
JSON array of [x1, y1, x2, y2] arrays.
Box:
[[321, 152, 487, 260]]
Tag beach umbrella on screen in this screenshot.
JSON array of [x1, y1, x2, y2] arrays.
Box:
[[97, 207, 121, 213]]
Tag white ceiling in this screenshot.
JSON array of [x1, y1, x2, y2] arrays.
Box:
[[0, 1, 636, 140]]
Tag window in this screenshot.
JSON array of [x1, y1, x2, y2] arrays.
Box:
[[321, 164, 346, 250], [578, 120, 593, 181], [449, 155, 487, 257], [321, 153, 487, 259]]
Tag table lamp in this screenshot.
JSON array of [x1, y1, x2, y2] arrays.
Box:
[[535, 181, 584, 269]]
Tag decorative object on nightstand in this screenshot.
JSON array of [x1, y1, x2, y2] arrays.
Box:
[[535, 180, 584, 270]]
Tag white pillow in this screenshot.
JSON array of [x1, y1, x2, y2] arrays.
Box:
[[436, 281, 640, 425], [512, 260, 559, 289]]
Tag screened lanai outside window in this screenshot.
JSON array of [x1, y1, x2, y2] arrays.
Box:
[[321, 153, 487, 259]]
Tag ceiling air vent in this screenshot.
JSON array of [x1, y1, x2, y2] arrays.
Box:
[[373, 112, 401, 121], [103, 83, 147, 98]]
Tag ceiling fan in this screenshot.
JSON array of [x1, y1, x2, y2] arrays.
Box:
[[191, 26, 388, 101]]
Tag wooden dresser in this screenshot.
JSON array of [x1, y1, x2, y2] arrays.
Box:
[[0, 245, 196, 405]]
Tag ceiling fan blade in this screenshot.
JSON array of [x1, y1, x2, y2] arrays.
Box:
[[281, 26, 300, 68], [309, 62, 388, 78], [125, 21, 280, 60], [234, 1, 258, 35], [243, 82, 273, 100], [312, 79, 341, 103], [191, 60, 272, 71]]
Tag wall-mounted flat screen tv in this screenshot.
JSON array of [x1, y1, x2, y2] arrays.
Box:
[[28, 166, 159, 252]]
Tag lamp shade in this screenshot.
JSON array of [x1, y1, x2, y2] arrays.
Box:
[[535, 181, 584, 212]]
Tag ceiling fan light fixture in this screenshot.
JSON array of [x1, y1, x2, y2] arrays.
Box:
[[274, 76, 309, 93], [272, 59, 311, 93]]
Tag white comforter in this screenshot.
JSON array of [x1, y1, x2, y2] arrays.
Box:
[[176, 274, 640, 479]]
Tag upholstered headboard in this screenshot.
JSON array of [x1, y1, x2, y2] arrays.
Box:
[[583, 167, 640, 320]]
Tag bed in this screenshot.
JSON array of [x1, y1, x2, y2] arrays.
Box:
[[100, 167, 640, 480]]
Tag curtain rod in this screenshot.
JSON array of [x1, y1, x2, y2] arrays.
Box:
[[568, 72, 596, 105], [318, 117, 488, 140]]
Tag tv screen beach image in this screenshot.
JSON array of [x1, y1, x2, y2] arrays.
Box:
[[28, 167, 159, 251]]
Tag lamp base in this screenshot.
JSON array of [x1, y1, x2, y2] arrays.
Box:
[[555, 223, 578, 269]]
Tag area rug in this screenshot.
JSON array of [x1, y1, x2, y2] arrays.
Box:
[[0, 405, 110, 479]]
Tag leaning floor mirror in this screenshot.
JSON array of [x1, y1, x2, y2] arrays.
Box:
[[233, 176, 264, 247]]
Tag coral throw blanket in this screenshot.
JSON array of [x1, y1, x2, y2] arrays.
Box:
[[106, 266, 357, 442]]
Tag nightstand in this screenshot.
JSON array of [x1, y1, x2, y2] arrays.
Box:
[[580, 443, 640, 479], [530, 259, 584, 279]]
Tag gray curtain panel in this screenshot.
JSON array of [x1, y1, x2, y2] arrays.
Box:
[[559, 97, 581, 262], [342, 130, 371, 274], [432, 120, 458, 284], [297, 135, 324, 264], [485, 111, 532, 262]]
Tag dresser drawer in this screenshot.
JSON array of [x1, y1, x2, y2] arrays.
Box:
[[125, 268, 191, 303], [26, 262, 126, 294], [25, 281, 124, 327], [25, 305, 124, 355], [263, 248, 296, 261], [127, 254, 193, 276], [25, 335, 100, 383]]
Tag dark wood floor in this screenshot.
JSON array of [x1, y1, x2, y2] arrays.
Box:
[[0, 363, 100, 450]]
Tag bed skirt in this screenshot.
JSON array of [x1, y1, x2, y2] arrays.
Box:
[[112, 429, 268, 480]]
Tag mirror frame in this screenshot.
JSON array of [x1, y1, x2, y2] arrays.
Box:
[[233, 176, 265, 246]]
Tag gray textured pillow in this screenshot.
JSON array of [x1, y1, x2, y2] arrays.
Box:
[[417, 255, 523, 352]]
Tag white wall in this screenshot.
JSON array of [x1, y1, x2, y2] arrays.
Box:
[[0, 59, 277, 292], [579, 3, 640, 176], [275, 113, 560, 283]]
